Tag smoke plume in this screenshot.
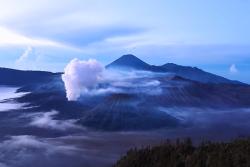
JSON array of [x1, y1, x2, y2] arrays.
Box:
[[62, 58, 104, 101]]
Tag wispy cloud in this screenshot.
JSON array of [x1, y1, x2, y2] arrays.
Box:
[[0, 135, 80, 167], [1, 0, 250, 49], [229, 64, 238, 74], [0, 87, 29, 112], [14, 46, 46, 70], [29, 110, 82, 130], [0, 26, 64, 47], [15, 46, 32, 64]]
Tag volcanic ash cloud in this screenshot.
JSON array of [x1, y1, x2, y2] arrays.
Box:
[[62, 58, 104, 101]]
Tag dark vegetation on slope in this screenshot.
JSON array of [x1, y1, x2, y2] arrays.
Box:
[[114, 138, 250, 167]]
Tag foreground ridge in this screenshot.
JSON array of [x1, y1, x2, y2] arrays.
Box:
[[114, 138, 250, 167]]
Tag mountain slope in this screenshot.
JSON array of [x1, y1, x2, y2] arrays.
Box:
[[161, 63, 240, 84], [107, 54, 243, 84], [106, 54, 151, 70], [79, 93, 179, 131], [114, 139, 250, 167], [0, 67, 59, 86]]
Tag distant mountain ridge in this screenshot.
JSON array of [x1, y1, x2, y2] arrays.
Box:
[[106, 54, 242, 84], [0, 54, 244, 87], [106, 54, 166, 72], [0, 67, 59, 86]]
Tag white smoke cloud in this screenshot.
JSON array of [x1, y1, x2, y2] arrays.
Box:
[[62, 58, 104, 101], [61, 59, 165, 101]]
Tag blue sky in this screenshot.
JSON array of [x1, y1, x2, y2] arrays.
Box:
[[0, 0, 249, 83]]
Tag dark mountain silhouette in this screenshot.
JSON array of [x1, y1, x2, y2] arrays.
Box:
[[106, 54, 151, 70], [79, 93, 178, 131], [0, 67, 60, 86], [106, 54, 242, 84], [161, 63, 240, 84]]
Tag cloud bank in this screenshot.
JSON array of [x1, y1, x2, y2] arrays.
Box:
[[0, 135, 80, 167], [29, 110, 81, 130], [0, 87, 29, 112], [0, 26, 63, 47], [62, 58, 104, 101]]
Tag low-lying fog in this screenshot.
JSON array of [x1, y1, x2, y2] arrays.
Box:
[[0, 87, 250, 167], [0, 87, 28, 112]]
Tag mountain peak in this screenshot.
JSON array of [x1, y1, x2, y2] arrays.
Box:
[[114, 54, 145, 63], [106, 54, 150, 70], [120, 54, 138, 59], [106, 54, 243, 84]]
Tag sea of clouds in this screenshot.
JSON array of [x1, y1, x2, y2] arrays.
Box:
[[0, 87, 29, 112]]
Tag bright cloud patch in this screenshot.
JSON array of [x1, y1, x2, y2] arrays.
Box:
[[0, 26, 62, 47], [229, 64, 238, 74], [29, 110, 81, 130], [61, 59, 165, 101], [0, 87, 29, 112], [62, 58, 104, 101]]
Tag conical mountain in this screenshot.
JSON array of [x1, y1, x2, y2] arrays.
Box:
[[106, 54, 151, 70]]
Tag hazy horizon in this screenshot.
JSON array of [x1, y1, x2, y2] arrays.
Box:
[[0, 0, 249, 83]]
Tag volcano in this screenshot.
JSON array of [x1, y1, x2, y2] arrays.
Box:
[[0, 54, 249, 131], [107, 54, 241, 84]]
